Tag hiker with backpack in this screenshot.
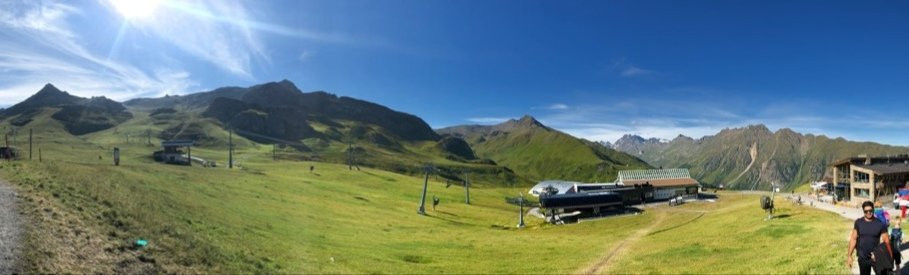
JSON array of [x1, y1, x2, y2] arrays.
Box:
[[849, 201, 894, 275]]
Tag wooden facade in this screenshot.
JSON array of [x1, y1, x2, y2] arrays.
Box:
[[830, 155, 909, 204]]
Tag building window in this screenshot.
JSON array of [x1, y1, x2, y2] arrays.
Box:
[[854, 171, 870, 183], [855, 188, 870, 198]]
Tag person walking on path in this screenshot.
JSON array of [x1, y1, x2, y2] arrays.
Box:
[[899, 197, 908, 219], [849, 200, 895, 275]]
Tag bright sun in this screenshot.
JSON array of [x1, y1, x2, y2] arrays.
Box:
[[110, 0, 162, 19]]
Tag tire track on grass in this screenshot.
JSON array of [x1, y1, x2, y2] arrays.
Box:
[[578, 211, 667, 274]]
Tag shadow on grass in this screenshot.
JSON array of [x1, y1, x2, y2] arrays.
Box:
[[424, 212, 472, 226], [648, 212, 706, 236], [698, 193, 719, 200], [775, 213, 798, 219]]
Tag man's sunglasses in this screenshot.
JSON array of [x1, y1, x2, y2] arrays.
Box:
[[863, 209, 874, 213]]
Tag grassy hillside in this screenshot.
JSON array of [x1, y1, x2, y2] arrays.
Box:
[[116, 80, 526, 186], [438, 116, 651, 183], [0, 110, 856, 273], [608, 193, 849, 273]]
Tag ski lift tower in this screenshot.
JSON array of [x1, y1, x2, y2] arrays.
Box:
[[517, 193, 526, 228], [417, 164, 434, 215]]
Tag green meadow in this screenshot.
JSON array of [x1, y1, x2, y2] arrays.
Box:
[[0, 110, 853, 273]]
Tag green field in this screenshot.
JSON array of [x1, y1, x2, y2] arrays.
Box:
[[0, 111, 854, 273]]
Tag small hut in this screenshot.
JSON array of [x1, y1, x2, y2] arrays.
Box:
[[153, 140, 194, 165]]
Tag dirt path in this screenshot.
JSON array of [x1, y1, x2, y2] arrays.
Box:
[[0, 179, 23, 273], [577, 211, 667, 274]]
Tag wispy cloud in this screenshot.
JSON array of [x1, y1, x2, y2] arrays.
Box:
[[467, 117, 512, 124], [298, 50, 312, 63], [532, 103, 570, 110], [518, 97, 909, 146], [609, 57, 656, 78], [546, 103, 569, 110], [0, 1, 197, 104], [620, 65, 653, 77], [103, 0, 269, 77]]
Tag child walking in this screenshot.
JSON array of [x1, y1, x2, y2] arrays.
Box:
[[893, 216, 904, 271]]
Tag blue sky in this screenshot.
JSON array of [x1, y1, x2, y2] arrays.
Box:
[[1, 1, 908, 145]]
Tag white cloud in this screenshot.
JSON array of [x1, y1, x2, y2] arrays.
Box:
[[104, 0, 269, 77], [620, 65, 653, 77], [298, 50, 311, 63], [0, 1, 198, 104], [467, 117, 512, 124], [608, 57, 656, 78], [547, 103, 569, 110]]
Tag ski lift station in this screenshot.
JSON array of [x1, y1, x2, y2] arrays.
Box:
[[530, 168, 700, 200], [530, 168, 701, 216], [153, 140, 195, 165]]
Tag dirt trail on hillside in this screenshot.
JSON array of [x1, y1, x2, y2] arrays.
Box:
[[0, 179, 24, 273], [754, 135, 780, 190], [577, 211, 667, 274], [730, 142, 758, 188]]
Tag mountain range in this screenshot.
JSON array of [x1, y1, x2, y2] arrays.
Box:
[[9, 81, 903, 191], [1, 81, 523, 185], [607, 125, 909, 190]]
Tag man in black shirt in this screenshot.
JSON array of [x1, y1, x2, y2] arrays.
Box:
[[849, 200, 894, 275]]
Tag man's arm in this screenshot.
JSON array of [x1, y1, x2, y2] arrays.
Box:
[[848, 229, 857, 268]]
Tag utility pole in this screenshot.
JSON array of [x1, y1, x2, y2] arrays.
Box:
[[517, 193, 526, 228], [228, 129, 233, 169], [464, 179, 471, 205], [418, 165, 431, 215], [28, 129, 32, 160]]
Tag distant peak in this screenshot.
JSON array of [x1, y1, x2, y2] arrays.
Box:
[[775, 127, 796, 134], [517, 115, 545, 127], [747, 124, 770, 131], [672, 134, 694, 142], [37, 83, 64, 95], [620, 134, 646, 141]]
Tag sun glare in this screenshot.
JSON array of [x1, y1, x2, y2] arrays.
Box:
[[110, 0, 162, 19]]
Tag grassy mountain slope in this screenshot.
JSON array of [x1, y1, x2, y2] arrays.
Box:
[[610, 125, 909, 190], [438, 116, 651, 182], [0, 111, 852, 273], [80, 80, 524, 186], [0, 84, 132, 135], [123, 86, 249, 112]]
